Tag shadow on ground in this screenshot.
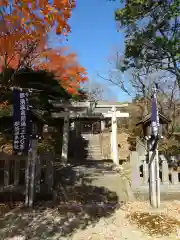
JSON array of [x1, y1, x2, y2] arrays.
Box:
[[0, 167, 120, 240]]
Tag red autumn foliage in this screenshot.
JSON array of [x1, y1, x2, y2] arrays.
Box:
[[35, 48, 88, 92], [0, 0, 88, 94], [0, 0, 75, 36]]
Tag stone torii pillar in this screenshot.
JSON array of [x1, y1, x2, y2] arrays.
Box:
[[61, 110, 70, 163], [112, 106, 118, 165], [103, 106, 129, 165], [50, 101, 90, 163]]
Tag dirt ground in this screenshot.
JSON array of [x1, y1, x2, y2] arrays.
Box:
[[72, 171, 180, 240], [1, 166, 180, 240], [2, 201, 180, 240], [72, 201, 180, 240]]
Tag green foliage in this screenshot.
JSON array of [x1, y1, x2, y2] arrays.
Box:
[[0, 67, 88, 153], [115, 0, 180, 86], [0, 68, 76, 102], [0, 67, 87, 117]]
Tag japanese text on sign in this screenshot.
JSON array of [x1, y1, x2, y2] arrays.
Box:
[[13, 89, 30, 153]]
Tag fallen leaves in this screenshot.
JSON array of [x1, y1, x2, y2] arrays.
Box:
[[127, 211, 180, 237], [124, 201, 180, 238]]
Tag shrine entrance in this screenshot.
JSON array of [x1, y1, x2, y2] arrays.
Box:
[[51, 100, 129, 164], [80, 120, 101, 135]]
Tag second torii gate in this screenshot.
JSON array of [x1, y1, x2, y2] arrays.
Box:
[[103, 106, 129, 165]]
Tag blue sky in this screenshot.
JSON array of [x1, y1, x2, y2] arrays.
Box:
[[49, 0, 132, 102]]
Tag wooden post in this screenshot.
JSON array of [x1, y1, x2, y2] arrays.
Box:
[[4, 158, 10, 186], [45, 153, 54, 193], [155, 149, 160, 208], [149, 145, 156, 207], [35, 155, 41, 194], [149, 83, 161, 208], [14, 159, 20, 185], [25, 148, 31, 207], [148, 139, 160, 208], [25, 138, 37, 208], [28, 138, 37, 207]]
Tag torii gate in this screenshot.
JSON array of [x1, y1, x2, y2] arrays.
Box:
[[102, 106, 129, 165], [50, 101, 129, 165], [51, 101, 90, 163]]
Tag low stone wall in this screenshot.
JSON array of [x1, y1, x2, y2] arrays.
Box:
[[130, 151, 180, 197]]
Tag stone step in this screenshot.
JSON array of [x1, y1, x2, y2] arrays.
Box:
[[86, 148, 101, 151], [86, 144, 101, 146], [87, 149, 101, 151], [82, 136, 99, 139], [87, 153, 102, 156], [86, 152, 102, 155], [88, 148, 101, 150], [82, 137, 100, 141], [87, 154, 102, 158], [85, 144, 101, 147], [86, 147, 101, 150], [86, 150, 102, 153], [87, 152, 102, 156], [86, 157, 103, 160], [87, 143, 101, 145], [86, 145, 101, 148], [86, 154, 103, 158], [84, 141, 100, 145]]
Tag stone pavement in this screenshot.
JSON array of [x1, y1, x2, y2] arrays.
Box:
[[72, 162, 131, 203]]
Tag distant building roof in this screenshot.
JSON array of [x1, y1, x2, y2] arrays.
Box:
[[136, 113, 171, 126]]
